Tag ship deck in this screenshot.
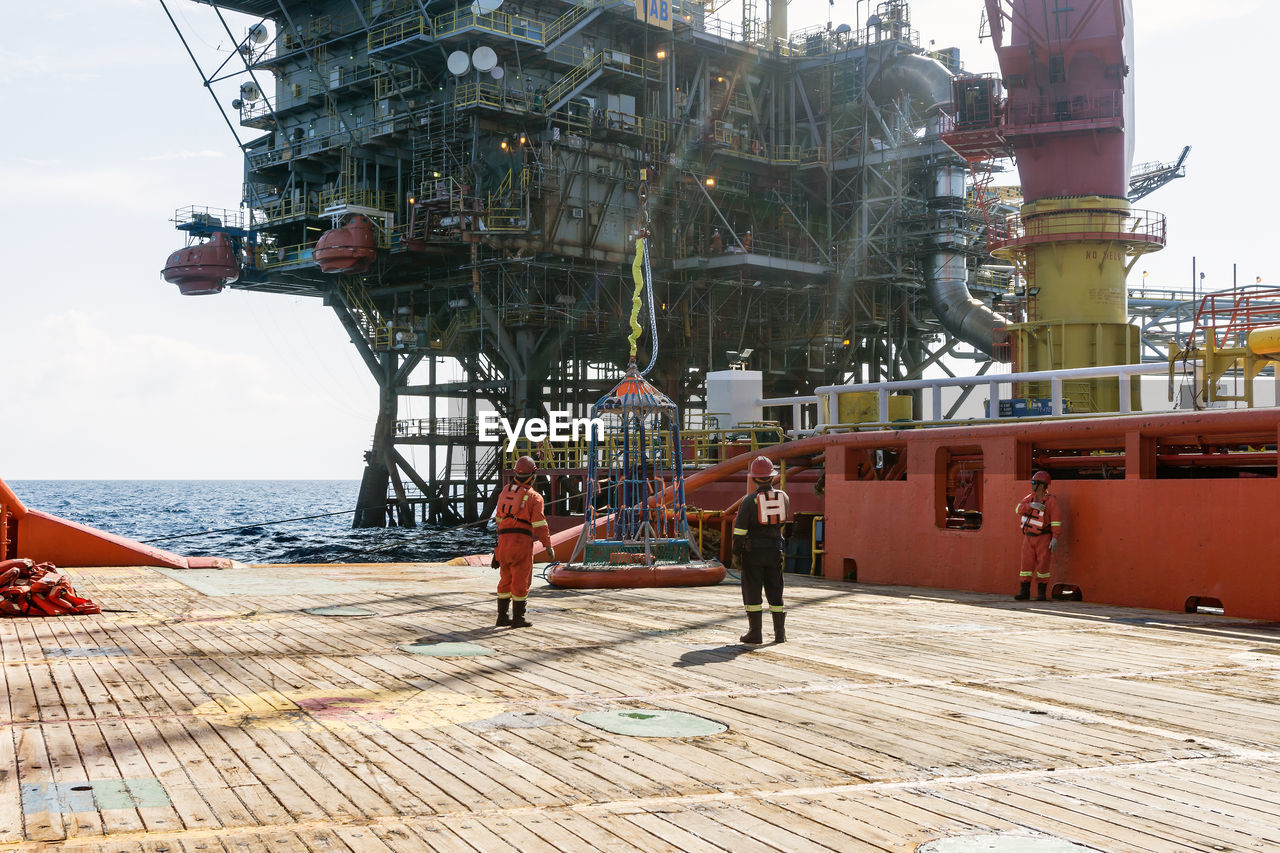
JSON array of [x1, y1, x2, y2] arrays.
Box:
[[4, 563, 1280, 852]]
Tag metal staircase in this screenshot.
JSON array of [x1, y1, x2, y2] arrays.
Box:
[[336, 275, 389, 349], [543, 50, 606, 114]]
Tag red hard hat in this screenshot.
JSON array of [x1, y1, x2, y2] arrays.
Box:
[[748, 456, 776, 479], [514, 455, 537, 477], [1031, 470, 1051, 485]]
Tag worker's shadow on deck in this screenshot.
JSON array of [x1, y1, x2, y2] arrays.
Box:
[[674, 644, 766, 666]]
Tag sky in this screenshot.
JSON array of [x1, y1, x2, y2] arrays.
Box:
[[1, 0, 1274, 479]]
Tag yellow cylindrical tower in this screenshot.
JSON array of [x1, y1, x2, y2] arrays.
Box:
[[991, 196, 1164, 411]]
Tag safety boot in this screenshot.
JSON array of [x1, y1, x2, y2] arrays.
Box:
[[739, 611, 764, 645], [1014, 581, 1031, 601], [1035, 583, 1048, 602], [511, 599, 532, 628], [771, 611, 786, 643], [496, 598, 511, 627]]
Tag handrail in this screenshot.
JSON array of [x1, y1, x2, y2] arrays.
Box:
[[542, 50, 604, 111], [811, 362, 1170, 427], [989, 208, 1166, 251], [1189, 287, 1280, 350], [1004, 91, 1123, 128]]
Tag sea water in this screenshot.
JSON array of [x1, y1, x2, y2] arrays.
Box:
[[9, 480, 495, 565]]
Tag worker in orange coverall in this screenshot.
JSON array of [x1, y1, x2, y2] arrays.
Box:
[[1014, 470, 1062, 601], [493, 455, 554, 628]]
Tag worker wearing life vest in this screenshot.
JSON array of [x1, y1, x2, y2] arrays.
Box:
[[1014, 470, 1062, 601], [732, 456, 792, 644], [493, 455, 554, 628]]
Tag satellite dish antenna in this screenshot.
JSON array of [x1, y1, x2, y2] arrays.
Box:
[[490, 66, 505, 80], [248, 23, 270, 44], [472, 46, 497, 73], [446, 50, 471, 76], [239, 81, 261, 102]]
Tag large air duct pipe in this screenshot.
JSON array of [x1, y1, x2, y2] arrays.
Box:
[[768, 0, 787, 42], [870, 54, 1007, 356]]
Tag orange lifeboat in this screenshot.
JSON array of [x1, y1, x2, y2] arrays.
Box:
[[161, 232, 240, 295], [315, 215, 377, 274]]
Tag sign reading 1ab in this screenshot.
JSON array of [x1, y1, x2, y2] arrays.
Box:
[[633, 0, 672, 30]]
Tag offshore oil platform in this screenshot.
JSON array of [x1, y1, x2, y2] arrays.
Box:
[[161, 0, 1196, 528]]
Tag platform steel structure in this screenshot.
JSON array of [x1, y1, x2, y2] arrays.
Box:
[[163, 0, 1008, 525]]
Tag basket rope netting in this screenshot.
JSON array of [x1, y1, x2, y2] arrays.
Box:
[[570, 366, 701, 566]]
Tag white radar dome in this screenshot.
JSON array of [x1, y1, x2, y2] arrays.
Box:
[[472, 46, 498, 73], [447, 50, 471, 76]]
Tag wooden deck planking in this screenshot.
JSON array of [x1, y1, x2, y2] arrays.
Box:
[[5, 564, 1280, 851], [1064, 770, 1280, 848]]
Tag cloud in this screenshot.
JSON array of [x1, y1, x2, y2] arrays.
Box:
[[0, 162, 237, 216], [1, 311, 371, 479], [141, 150, 228, 162], [1132, 0, 1264, 33]]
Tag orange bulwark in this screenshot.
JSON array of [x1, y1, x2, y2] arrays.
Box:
[[0, 479, 233, 570], [817, 408, 1280, 620]]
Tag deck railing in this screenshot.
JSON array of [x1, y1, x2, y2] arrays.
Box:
[[758, 363, 1176, 433]]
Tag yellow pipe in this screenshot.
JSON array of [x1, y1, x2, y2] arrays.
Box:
[[1247, 326, 1280, 356]]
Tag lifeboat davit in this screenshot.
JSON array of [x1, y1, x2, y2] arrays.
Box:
[[161, 232, 239, 296], [547, 560, 725, 589], [315, 215, 377, 274]]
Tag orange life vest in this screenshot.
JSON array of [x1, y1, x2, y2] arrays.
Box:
[[1018, 493, 1056, 536]]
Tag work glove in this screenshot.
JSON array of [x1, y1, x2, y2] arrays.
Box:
[[1048, 539, 1058, 552], [1030, 501, 1045, 511]]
